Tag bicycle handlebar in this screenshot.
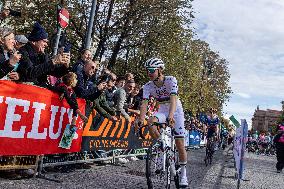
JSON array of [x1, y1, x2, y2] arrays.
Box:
[[136, 121, 179, 139]]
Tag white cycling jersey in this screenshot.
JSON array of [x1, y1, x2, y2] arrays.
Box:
[[143, 76, 185, 137]]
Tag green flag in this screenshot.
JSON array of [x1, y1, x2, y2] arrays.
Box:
[[229, 115, 240, 128]]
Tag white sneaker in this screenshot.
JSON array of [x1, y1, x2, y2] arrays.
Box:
[[179, 175, 188, 187], [128, 156, 139, 161], [116, 158, 128, 164]]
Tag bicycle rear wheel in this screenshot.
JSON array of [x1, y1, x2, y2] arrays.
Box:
[[146, 143, 171, 189], [204, 145, 210, 166], [209, 141, 214, 164]]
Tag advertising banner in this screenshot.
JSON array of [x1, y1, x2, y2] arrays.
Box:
[[233, 119, 248, 180], [81, 110, 153, 151], [0, 81, 85, 155], [188, 130, 201, 147]]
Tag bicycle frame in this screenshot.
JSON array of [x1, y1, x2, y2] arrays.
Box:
[[142, 123, 181, 189], [158, 125, 179, 174]]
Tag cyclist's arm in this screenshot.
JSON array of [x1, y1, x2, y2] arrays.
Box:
[[216, 118, 220, 138], [168, 76, 178, 120], [216, 126, 220, 139], [139, 100, 148, 123], [168, 95, 177, 119]]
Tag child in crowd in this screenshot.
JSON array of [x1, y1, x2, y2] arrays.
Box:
[[55, 72, 88, 125]]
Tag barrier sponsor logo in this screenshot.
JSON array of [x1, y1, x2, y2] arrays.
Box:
[[82, 110, 153, 151], [0, 81, 85, 155]]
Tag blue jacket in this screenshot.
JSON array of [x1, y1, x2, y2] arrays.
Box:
[[72, 62, 101, 100]]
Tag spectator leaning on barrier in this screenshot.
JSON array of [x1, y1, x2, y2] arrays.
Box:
[[0, 27, 22, 80], [105, 72, 117, 107], [72, 60, 104, 100], [93, 74, 117, 121], [113, 79, 135, 121], [52, 72, 88, 124], [17, 22, 70, 86]]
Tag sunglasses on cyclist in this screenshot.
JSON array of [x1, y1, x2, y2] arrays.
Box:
[[146, 68, 157, 74]]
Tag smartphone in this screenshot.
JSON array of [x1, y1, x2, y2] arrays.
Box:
[[9, 9, 21, 17]]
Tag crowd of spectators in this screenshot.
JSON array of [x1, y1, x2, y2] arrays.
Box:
[[0, 21, 143, 124], [0, 10, 146, 175]]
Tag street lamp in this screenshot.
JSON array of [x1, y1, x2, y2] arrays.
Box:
[[85, 0, 97, 49]]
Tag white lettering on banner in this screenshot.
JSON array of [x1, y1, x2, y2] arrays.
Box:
[[49, 106, 67, 139], [58, 107, 67, 138], [0, 97, 30, 138], [66, 108, 74, 123], [0, 96, 75, 140], [49, 105, 59, 139], [27, 102, 47, 139]]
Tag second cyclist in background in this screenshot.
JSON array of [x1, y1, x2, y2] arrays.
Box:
[[205, 108, 220, 151]]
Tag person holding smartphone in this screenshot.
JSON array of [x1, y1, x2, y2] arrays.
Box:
[[17, 22, 70, 87]]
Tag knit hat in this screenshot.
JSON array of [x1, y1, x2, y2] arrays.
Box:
[[28, 22, 48, 41], [15, 35, 28, 44]]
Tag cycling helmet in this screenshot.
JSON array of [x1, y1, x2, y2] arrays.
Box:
[[144, 58, 165, 70]]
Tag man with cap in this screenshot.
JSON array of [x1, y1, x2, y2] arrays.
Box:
[[14, 35, 28, 50], [17, 22, 70, 87]]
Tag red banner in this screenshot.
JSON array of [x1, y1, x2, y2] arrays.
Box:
[[0, 81, 86, 155]]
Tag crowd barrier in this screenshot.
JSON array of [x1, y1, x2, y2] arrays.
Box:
[[0, 80, 152, 170]]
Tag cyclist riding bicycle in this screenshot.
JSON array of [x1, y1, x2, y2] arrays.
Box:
[[204, 108, 220, 151], [136, 57, 188, 187], [220, 125, 229, 149]]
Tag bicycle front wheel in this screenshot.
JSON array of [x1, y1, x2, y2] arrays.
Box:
[[146, 143, 171, 189]]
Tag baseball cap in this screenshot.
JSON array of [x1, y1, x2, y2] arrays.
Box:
[[15, 35, 28, 44]]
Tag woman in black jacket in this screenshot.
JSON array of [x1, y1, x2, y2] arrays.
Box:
[[0, 27, 21, 80], [273, 124, 284, 173]]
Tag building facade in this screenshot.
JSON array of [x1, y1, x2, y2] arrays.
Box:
[[252, 106, 282, 132]]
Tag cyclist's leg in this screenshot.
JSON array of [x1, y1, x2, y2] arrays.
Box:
[[147, 113, 167, 139], [174, 110, 188, 186], [148, 113, 167, 171]]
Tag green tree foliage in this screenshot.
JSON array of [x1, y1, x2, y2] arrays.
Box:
[[4, 0, 231, 113]]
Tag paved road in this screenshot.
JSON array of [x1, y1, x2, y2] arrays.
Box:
[[0, 147, 282, 189]]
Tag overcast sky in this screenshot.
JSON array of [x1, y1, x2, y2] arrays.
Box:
[[192, 0, 284, 128]]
